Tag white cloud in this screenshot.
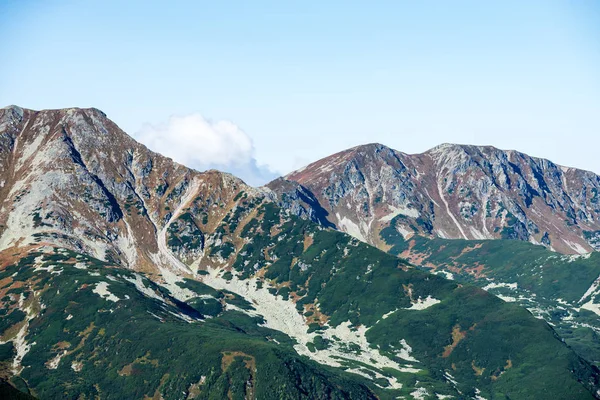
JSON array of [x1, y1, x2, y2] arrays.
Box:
[[135, 113, 278, 186]]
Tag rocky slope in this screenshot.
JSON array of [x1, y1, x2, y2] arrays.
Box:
[[274, 143, 600, 254], [0, 105, 257, 276], [1, 106, 599, 399]]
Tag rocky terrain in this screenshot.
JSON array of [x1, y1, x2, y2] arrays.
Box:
[[271, 141, 600, 374], [0, 106, 599, 399], [275, 143, 600, 254]]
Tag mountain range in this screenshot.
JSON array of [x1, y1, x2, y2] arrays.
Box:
[[271, 142, 600, 254], [1, 105, 599, 399]]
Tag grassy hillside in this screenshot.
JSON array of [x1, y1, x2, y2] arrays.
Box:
[[0, 248, 376, 399], [185, 201, 599, 399], [0, 200, 598, 398], [382, 214, 600, 369]]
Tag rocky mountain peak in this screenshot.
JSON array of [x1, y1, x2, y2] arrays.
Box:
[[0, 106, 257, 273], [274, 142, 600, 254]]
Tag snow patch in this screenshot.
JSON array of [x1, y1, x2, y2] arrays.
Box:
[[410, 387, 429, 400], [474, 388, 487, 400], [565, 240, 589, 255], [579, 274, 600, 303], [200, 267, 420, 388], [158, 267, 198, 301], [396, 339, 418, 362], [482, 282, 517, 291], [336, 213, 367, 242], [433, 270, 454, 280], [379, 204, 420, 222], [564, 252, 592, 263], [92, 282, 120, 302], [581, 300, 600, 317], [71, 361, 83, 372], [0, 301, 37, 374], [117, 219, 138, 267], [47, 350, 68, 370], [396, 224, 414, 239], [345, 368, 404, 389], [33, 264, 63, 275], [405, 295, 441, 310], [124, 274, 164, 301], [496, 295, 517, 302]]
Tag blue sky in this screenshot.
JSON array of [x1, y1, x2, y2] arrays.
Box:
[[1, 0, 599, 185]]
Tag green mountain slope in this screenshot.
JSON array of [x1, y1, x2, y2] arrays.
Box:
[[2, 203, 599, 398], [170, 200, 599, 399], [0, 248, 377, 399], [381, 215, 600, 369]]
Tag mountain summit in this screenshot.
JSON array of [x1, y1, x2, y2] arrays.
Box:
[[0, 105, 253, 274], [274, 142, 600, 254]]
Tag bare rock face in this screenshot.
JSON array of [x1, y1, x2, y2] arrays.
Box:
[[263, 177, 335, 228], [272, 143, 600, 254], [0, 106, 255, 273]]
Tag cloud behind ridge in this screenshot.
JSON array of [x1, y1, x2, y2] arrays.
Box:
[[135, 113, 278, 186]]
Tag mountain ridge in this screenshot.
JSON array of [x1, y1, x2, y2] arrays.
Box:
[[1, 105, 599, 399], [288, 141, 592, 177], [275, 141, 600, 254]]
